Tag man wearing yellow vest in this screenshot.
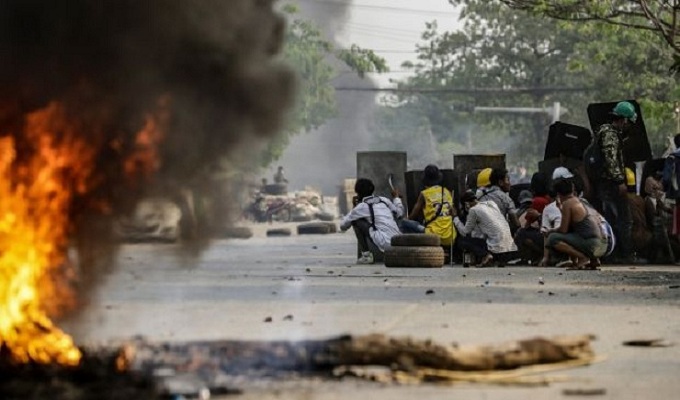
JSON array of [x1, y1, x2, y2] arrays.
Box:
[[401, 164, 457, 248]]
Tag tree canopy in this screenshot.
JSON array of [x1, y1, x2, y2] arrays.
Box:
[[368, 0, 680, 170], [500, 0, 680, 66], [259, 4, 387, 167]]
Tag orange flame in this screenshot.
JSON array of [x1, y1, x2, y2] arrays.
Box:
[[0, 99, 168, 366], [124, 95, 171, 181]]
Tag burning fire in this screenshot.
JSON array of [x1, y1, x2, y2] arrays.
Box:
[[0, 100, 167, 366]]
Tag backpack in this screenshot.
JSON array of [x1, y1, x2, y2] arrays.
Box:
[[600, 217, 616, 257], [583, 135, 603, 188]]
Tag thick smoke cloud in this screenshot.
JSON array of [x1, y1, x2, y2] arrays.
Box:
[[0, 0, 294, 306], [278, 0, 377, 194]]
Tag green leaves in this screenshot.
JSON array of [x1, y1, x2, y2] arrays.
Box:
[[372, 0, 680, 167], [336, 45, 388, 79], [257, 4, 387, 167]]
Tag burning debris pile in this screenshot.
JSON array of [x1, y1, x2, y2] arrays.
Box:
[[0, 0, 293, 368], [0, 334, 598, 399]]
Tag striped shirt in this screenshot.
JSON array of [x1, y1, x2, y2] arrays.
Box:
[[454, 201, 517, 254]]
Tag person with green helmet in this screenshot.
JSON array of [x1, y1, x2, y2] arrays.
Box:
[[593, 100, 637, 263]]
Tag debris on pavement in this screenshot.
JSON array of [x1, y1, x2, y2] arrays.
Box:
[[622, 338, 674, 347], [562, 388, 607, 396], [1, 334, 600, 398]]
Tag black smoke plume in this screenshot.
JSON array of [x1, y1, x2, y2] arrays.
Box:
[[0, 0, 294, 312]]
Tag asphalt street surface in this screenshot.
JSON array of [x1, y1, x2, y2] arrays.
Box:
[[65, 222, 680, 399]]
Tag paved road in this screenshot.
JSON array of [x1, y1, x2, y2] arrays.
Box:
[[65, 222, 680, 399]]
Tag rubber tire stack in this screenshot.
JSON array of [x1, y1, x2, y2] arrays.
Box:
[[384, 234, 445, 268], [266, 228, 292, 237]]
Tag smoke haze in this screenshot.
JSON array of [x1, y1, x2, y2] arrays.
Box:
[[277, 0, 378, 194], [0, 0, 294, 311]]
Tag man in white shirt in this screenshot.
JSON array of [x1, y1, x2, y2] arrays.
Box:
[[537, 199, 562, 267], [340, 178, 404, 264], [454, 190, 517, 267], [541, 201, 562, 235], [477, 168, 520, 232]]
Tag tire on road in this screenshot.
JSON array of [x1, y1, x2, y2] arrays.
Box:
[[297, 222, 332, 235], [219, 226, 254, 239], [384, 246, 445, 268], [266, 228, 292, 237], [390, 233, 441, 247]]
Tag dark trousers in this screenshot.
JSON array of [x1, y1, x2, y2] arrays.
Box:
[[597, 181, 632, 260], [514, 227, 543, 262], [352, 219, 373, 253], [456, 236, 488, 258]]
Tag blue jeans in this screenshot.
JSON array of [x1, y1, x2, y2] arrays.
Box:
[[399, 219, 426, 233]]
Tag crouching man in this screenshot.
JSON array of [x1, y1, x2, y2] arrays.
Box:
[[546, 176, 609, 270], [454, 190, 517, 267], [340, 178, 404, 264]]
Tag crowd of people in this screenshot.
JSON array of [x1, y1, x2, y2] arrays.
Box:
[[340, 101, 680, 268]]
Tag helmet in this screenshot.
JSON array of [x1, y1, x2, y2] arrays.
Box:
[[625, 167, 636, 187], [612, 101, 638, 123], [476, 168, 492, 188]]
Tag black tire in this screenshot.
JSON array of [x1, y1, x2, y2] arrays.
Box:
[[219, 226, 253, 239], [391, 233, 441, 247], [384, 246, 445, 268], [266, 228, 292, 237], [297, 222, 331, 235]]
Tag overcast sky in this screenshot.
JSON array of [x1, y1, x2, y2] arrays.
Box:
[[277, 1, 463, 192], [335, 0, 461, 85], [296, 0, 462, 86]]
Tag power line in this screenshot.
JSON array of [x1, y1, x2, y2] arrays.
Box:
[[336, 70, 414, 74], [296, 0, 459, 17], [344, 26, 416, 41], [342, 49, 417, 54], [344, 21, 425, 36], [333, 87, 593, 94]]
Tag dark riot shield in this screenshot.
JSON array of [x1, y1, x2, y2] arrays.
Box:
[[543, 122, 592, 161], [587, 100, 652, 162]]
